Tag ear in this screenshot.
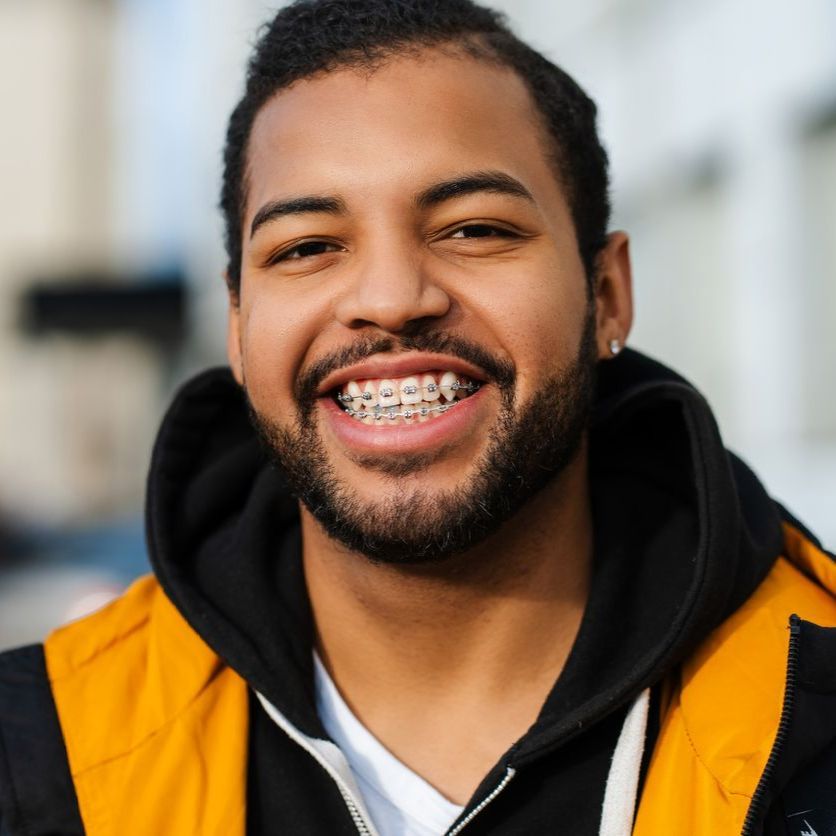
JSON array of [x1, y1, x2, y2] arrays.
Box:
[[225, 274, 245, 386], [593, 231, 634, 360]]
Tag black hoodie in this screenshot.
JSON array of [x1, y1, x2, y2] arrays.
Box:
[[137, 348, 785, 834]]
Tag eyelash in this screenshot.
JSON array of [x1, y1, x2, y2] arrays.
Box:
[[269, 239, 342, 264], [448, 223, 517, 239], [269, 223, 518, 265]]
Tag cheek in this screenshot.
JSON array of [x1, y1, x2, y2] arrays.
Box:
[[470, 264, 588, 388], [238, 286, 326, 416]]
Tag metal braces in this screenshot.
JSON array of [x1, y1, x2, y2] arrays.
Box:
[[344, 401, 459, 420], [338, 380, 480, 403]]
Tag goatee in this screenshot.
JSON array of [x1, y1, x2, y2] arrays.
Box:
[[247, 314, 597, 564]]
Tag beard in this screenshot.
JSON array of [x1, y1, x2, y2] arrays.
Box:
[[247, 312, 597, 565]]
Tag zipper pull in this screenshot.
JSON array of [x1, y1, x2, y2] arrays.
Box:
[[789, 613, 801, 635]]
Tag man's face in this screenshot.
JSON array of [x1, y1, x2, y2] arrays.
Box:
[[230, 50, 600, 562]]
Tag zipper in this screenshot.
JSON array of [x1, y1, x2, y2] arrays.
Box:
[[255, 691, 379, 836], [740, 614, 800, 836], [258, 684, 515, 836], [445, 767, 516, 835]]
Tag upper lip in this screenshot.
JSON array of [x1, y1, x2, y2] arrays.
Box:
[[316, 352, 489, 396]]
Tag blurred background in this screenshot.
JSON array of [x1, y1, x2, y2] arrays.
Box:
[[1, 0, 834, 648]]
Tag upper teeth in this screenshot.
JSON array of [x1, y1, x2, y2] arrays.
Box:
[[337, 372, 479, 409]]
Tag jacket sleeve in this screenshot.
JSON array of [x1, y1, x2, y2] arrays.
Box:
[[0, 644, 84, 835]]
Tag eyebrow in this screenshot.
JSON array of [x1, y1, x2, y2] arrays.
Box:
[[250, 195, 346, 239], [415, 170, 535, 210], [249, 170, 534, 239]]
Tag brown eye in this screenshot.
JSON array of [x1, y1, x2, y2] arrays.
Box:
[[281, 240, 336, 260], [451, 224, 513, 239]]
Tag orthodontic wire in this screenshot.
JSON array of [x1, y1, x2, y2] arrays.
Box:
[[338, 380, 480, 403]]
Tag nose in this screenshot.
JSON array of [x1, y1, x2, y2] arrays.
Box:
[[333, 242, 451, 333]]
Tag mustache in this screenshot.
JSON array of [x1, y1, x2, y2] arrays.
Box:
[[295, 331, 516, 405]]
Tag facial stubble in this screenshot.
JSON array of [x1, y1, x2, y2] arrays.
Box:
[[247, 312, 597, 565]]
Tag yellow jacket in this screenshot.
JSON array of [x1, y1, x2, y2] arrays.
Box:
[[40, 522, 836, 835]]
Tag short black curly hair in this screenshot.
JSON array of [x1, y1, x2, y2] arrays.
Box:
[[221, 0, 610, 294]]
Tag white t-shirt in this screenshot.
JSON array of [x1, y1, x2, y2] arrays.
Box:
[[314, 654, 465, 836]]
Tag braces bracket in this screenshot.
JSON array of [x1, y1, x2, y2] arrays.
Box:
[[338, 380, 480, 403]]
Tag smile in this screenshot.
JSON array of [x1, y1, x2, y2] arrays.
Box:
[[334, 372, 481, 424]]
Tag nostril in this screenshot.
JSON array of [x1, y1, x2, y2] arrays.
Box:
[[333, 277, 452, 334]]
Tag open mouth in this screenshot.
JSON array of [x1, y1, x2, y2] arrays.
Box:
[[332, 371, 482, 424]]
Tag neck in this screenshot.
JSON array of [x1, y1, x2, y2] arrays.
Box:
[[301, 450, 593, 801]]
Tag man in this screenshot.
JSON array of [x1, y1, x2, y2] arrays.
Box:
[[1, 1, 834, 834]]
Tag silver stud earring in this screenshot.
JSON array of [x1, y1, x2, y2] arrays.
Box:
[[609, 338, 622, 356]]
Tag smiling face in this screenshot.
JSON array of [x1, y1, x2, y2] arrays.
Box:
[[228, 49, 631, 562]]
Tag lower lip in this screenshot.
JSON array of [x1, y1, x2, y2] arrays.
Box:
[[319, 388, 488, 455]]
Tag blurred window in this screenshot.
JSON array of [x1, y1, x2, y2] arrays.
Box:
[[800, 114, 836, 441], [621, 159, 734, 421]]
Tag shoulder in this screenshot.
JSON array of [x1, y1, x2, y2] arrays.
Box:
[[45, 573, 161, 676], [680, 529, 836, 766], [636, 528, 836, 832], [0, 579, 167, 835], [686, 547, 836, 691], [686, 521, 836, 690], [44, 574, 242, 775], [38, 575, 249, 835]]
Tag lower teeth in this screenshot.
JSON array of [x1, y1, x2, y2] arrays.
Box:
[[344, 400, 461, 421]]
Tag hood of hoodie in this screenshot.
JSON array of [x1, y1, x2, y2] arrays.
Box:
[[145, 348, 784, 754]]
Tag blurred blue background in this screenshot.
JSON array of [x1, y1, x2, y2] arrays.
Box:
[[1, 0, 834, 647]]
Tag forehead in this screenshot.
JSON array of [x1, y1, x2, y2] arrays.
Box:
[[245, 50, 564, 216]]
